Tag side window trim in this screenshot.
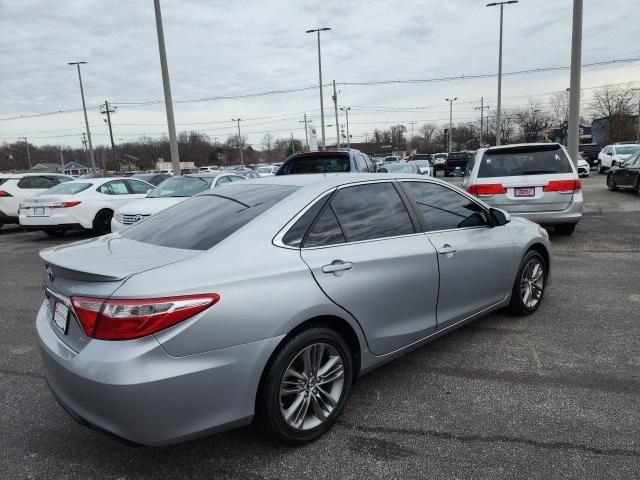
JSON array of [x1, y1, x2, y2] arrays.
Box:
[[398, 179, 490, 233]]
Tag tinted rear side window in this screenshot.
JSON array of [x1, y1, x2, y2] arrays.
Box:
[[478, 145, 573, 177], [282, 193, 331, 247], [330, 183, 414, 242], [304, 207, 345, 247], [122, 184, 298, 250]]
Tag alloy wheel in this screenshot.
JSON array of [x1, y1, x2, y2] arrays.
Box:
[[520, 258, 544, 309], [279, 343, 345, 431]]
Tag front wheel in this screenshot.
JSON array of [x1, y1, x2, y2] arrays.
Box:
[[607, 172, 618, 191], [257, 327, 353, 445], [509, 250, 546, 316]]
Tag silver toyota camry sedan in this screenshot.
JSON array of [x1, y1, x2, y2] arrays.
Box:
[[36, 173, 551, 446]]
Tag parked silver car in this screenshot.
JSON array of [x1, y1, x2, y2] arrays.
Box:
[[462, 143, 583, 235], [36, 174, 551, 446]]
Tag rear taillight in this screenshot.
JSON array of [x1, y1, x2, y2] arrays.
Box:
[[467, 184, 506, 196], [50, 201, 81, 208], [0, 190, 12, 197], [70, 294, 220, 340], [543, 179, 581, 193]]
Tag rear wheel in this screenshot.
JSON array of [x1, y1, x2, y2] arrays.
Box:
[[555, 223, 576, 235], [607, 172, 618, 191], [597, 161, 604, 174], [257, 327, 353, 445], [92, 209, 113, 235], [509, 250, 546, 316]]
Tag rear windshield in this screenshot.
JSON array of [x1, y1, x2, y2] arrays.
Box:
[[447, 152, 469, 161], [280, 154, 350, 174], [580, 145, 600, 152], [413, 154, 433, 160], [383, 164, 417, 173], [122, 184, 298, 250], [148, 176, 214, 198], [42, 182, 91, 195], [478, 145, 573, 177], [434, 154, 447, 159]]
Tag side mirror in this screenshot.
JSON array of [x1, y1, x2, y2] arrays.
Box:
[[489, 207, 510, 227]]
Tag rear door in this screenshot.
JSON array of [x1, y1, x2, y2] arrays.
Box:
[[300, 181, 439, 355], [97, 179, 141, 209], [401, 180, 516, 329], [474, 145, 577, 213]]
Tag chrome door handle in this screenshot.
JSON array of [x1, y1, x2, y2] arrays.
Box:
[[322, 261, 353, 273], [438, 244, 458, 255]]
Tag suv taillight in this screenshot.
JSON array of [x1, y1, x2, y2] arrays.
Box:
[[70, 294, 220, 340], [467, 184, 506, 196], [543, 179, 581, 193], [0, 190, 12, 197]]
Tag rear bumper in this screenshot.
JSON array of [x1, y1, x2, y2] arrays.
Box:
[[0, 211, 18, 224], [20, 212, 86, 230], [509, 195, 583, 226], [36, 301, 283, 446]]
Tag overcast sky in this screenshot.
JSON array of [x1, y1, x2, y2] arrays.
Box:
[[1, 0, 639, 150]]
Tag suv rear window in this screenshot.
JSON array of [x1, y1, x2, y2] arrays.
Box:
[[447, 152, 470, 161], [122, 184, 298, 250], [478, 145, 573, 177], [278, 154, 350, 174]]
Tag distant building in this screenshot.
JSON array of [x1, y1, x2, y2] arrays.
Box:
[[29, 162, 63, 173], [591, 116, 638, 145], [63, 161, 91, 176]]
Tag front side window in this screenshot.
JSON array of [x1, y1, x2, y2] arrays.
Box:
[[123, 184, 298, 250], [403, 181, 487, 231], [330, 183, 414, 242]]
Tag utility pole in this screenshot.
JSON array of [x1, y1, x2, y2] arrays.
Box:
[[100, 100, 118, 171], [59, 146, 65, 173], [20, 137, 32, 169], [68, 61, 96, 171], [409, 122, 416, 153], [153, 0, 181, 175], [306, 28, 331, 150], [340, 107, 351, 148], [232, 118, 244, 166], [332, 80, 340, 148], [299, 113, 310, 150], [364, 132, 369, 143], [567, 0, 582, 166], [291, 133, 296, 154], [475, 97, 490, 146], [486, 1, 518, 146], [81, 133, 89, 163], [445, 98, 457, 153]]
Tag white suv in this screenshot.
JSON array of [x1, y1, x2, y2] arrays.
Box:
[[0, 173, 74, 228], [597, 144, 640, 173]]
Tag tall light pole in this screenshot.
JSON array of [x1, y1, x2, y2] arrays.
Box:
[[475, 97, 489, 146], [567, 0, 583, 166], [153, 0, 181, 175], [299, 114, 311, 151], [486, 1, 518, 146], [68, 61, 96, 171], [332, 80, 341, 148], [306, 27, 331, 150], [20, 137, 32, 169], [232, 118, 244, 166], [445, 98, 457, 153], [340, 107, 351, 148], [409, 122, 416, 153]]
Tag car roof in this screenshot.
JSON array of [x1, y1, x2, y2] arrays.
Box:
[[185, 172, 244, 178], [239, 172, 443, 190], [2, 172, 72, 179]]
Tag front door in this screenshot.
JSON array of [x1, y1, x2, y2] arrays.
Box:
[[400, 180, 516, 329], [300, 182, 439, 355]]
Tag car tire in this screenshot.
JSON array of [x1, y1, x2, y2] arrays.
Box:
[[607, 173, 618, 191], [597, 161, 603, 174], [508, 250, 546, 316], [555, 223, 576, 235], [92, 209, 113, 235], [256, 326, 353, 445], [44, 229, 65, 238]]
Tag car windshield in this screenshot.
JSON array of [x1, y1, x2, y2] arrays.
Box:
[[147, 176, 214, 198], [478, 145, 573, 177], [383, 164, 417, 173], [41, 182, 92, 195], [123, 184, 299, 250], [284, 154, 350, 174], [615, 145, 640, 155]]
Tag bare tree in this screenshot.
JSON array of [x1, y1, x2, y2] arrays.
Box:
[[513, 100, 551, 142], [590, 85, 639, 143], [487, 110, 515, 145]]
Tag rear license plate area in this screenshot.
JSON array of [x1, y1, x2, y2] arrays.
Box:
[[33, 207, 45, 216], [514, 187, 535, 197], [53, 302, 69, 334]]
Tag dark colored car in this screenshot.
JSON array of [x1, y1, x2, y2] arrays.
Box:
[[276, 150, 374, 175], [579, 143, 601, 167], [130, 173, 172, 186], [444, 151, 473, 177], [606, 150, 640, 193]]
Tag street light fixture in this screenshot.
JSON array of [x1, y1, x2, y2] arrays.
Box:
[[445, 98, 458, 153], [68, 61, 96, 171], [486, 0, 518, 146], [232, 118, 244, 166], [306, 27, 331, 150], [340, 107, 351, 148]]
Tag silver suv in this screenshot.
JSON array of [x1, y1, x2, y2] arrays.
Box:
[[462, 143, 582, 235]]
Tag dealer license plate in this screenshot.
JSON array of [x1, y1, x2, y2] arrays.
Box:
[[53, 302, 69, 333], [514, 187, 535, 197], [33, 207, 45, 216]]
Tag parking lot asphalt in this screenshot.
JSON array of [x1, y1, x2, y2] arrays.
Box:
[[1, 174, 639, 480]]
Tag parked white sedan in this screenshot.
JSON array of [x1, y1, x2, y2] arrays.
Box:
[[111, 172, 246, 232], [19, 177, 153, 236]]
